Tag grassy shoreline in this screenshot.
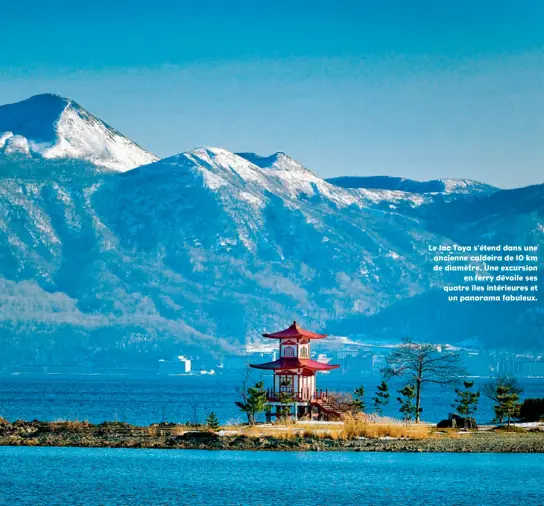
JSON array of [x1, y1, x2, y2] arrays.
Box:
[[2, 419, 543, 453]]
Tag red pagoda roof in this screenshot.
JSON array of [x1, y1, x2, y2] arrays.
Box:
[[250, 357, 339, 372], [262, 321, 327, 340]]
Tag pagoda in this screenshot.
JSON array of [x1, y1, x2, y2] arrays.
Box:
[[250, 321, 339, 421]]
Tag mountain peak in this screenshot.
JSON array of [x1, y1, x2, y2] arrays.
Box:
[[0, 94, 157, 172], [236, 151, 315, 175], [25, 93, 70, 103]]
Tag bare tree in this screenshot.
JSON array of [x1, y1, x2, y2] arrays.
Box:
[[235, 366, 253, 422], [383, 339, 467, 423], [187, 393, 206, 426], [326, 392, 358, 414]]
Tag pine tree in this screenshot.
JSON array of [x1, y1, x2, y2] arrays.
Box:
[[277, 391, 295, 419], [372, 380, 390, 415], [206, 412, 220, 431], [494, 385, 522, 428], [483, 375, 523, 422], [352, 385, 365, 412], [452, 380, 480, 417], [397, 384, 419, 422], [235, 380, 268, 425]]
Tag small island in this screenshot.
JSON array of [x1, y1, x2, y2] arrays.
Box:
[[2, 326, 543, 453], [1, 417, 544, 453]]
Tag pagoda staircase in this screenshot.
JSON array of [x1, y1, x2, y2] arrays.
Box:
[[312, 398, 344, 421]]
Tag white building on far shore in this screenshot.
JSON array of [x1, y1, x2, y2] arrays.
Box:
[[158, 355, 192, 375]]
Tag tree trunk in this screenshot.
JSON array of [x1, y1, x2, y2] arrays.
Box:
[[415, 379, 422, 423]]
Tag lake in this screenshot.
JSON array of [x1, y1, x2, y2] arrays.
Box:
[[0, 447, 542, 505], [1, 374, 543, 425]]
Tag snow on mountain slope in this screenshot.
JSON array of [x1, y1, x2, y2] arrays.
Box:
[[237, 151, 431, 208], [105, 147, 430, 255], [2, 146, 450, 367], [0, 97, 541, 368], [0, 94, 157, 172], [327, 175, 498, 196]]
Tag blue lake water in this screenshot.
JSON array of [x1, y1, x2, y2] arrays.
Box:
[[1, 374, 543, 425], [0, 447, 542, 505]]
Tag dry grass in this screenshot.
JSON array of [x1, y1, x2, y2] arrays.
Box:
[[224, 416, 431, 441], [146, 426, 160, 437], [145, 424, 196, 436], [50, 419, 90, 430], [201, 414, 436, 441], [341, 413, 432, 440], [494, 425, 528, 434], [430, 428, 462, 438]]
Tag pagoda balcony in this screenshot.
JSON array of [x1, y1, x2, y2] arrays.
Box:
[[266, 388, 329, 403]]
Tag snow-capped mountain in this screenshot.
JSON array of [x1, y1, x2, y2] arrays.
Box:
[[0, 96, 542, 369], [0, 94, 157, 172], [0, 146, 442, 367]]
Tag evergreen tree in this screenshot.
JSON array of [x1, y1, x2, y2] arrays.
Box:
[[494, 385, 522, 428], [277, 391, 295, 419], [396, 384, 419, 422], [235, 380, 268, 425], [383, 339, 466, 423], [206, 412, 220, 431], [483, 375, 523, 404], [352, 385, 366, 412], [372, 380, 390, 415], [452, 380, 480, 417]]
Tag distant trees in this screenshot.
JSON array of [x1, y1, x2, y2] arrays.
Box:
[[383, 339, 466, 423], [396, 384, 418, 422], [372, 380, 390, 416], [452, 380, 480, 417]]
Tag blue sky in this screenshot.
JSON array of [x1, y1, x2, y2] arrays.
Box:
[[1, 1, 543, 188]]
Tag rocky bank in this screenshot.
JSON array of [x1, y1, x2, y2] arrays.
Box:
[[1, 420, 544, 452]]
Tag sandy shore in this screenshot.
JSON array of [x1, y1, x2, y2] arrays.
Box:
[[1, 420, 544, 452]]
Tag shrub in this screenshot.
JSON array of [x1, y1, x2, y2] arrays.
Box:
[[301, 429, 315, 439], [519, 398, 544, 422]]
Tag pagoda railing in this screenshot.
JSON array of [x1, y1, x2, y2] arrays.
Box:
[[266, 388, 329, 403]]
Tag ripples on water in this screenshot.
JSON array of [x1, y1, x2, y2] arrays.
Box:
[[0, 447, 543, 506]]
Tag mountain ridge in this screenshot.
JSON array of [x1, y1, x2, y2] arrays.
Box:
[[326, 175, 499, 195], [0, 95, 542, 368]]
